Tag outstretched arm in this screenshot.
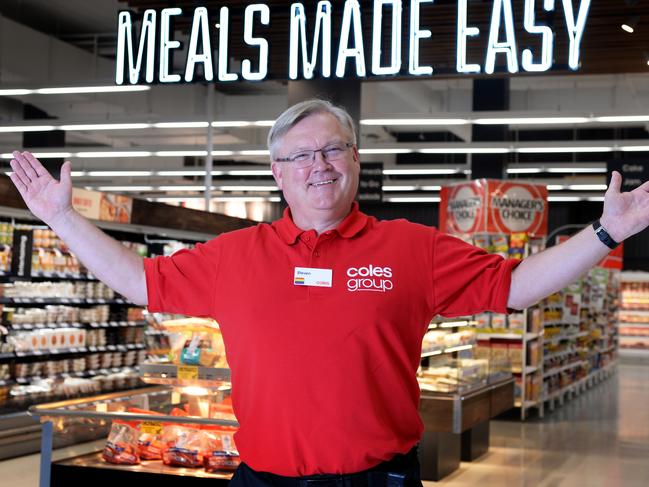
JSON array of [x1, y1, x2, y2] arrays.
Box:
[[508, 171, 649, 310], [9, 151, 147, 305]]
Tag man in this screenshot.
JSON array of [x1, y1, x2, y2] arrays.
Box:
[[8, 99, 649, 486]]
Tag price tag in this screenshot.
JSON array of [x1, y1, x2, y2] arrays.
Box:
[[140, 421, 163, 435], [177, 365, 199, 381]]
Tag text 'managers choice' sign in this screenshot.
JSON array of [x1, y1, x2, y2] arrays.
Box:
[[115, 0, 591, 85], [439, 180, 548, 237]]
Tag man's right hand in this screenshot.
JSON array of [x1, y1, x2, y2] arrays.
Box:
[[9, 151, 74, 226]]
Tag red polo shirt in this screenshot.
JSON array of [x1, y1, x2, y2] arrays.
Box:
[[144, 203, 518, 476]]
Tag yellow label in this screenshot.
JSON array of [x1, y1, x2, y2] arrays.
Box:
[[140, 421, 162, 435], [177, 365, 199, 380]]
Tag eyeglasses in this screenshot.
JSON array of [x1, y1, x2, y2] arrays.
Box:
[[274, 142, 354, 168]]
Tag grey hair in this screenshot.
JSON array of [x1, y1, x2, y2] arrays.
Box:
[[267, 99, 357, 160]]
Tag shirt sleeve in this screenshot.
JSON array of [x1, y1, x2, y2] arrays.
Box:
[[144, 238, 222, 317], [431, 231, 521, 317]]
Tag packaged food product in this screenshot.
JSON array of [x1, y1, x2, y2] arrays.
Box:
[[203, 425, 240, 472], [129, 408, 165, 460], [164, 318, 227, 368], [102, 420, 140, 465], [162, 408, 205, 468]]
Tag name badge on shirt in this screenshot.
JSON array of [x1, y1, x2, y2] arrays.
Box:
[[294, 267, 333, 288]]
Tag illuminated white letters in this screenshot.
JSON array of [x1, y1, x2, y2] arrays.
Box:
[[485, 0, 518, 74], [409, 0, 433, 76], [336, 0, 366, 78], [184, 7, 214, 82], [561, 0, 591, 70], [521, 0, 554, 72], [218, 7, 238, 81], [116, 10, 156, 84], [456, 0, 480, 73], [113, 2, 592, 84], [289, 2, 332, 79], [159, 8, 182, 83], [371, 0, 402, 75], [242, 4, 270, 81]]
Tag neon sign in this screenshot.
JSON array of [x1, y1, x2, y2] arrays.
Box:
[[116, 0, 591, 84]]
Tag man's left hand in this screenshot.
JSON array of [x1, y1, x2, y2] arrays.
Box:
[[600, 170, 649, 243]]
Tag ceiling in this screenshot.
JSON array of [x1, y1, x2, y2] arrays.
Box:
[[1, 1, 649, 218]]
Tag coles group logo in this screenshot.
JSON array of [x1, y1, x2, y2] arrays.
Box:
[[346, 265, 393, 292]]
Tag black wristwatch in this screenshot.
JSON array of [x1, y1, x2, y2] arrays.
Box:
[[592, 220, 620, 249]]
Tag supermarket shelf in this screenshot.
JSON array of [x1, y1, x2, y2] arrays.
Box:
[[544, 349, 578, 362], [9, 321, 145, 331], [618, 322, 649, 327], [12, 343, 146, 360], [0, 297, 130, 305], [618, 310, 649, 317], [544, 331, 590, 345], [476, 332, 542, 340], [1, 272, 98, 282], [515, 399, 540, 409], [139, 363, 231, 386], [619, 348, 649, 356], [542, 360, 588, 379], [421, 344, 474, 358], [14, 366, 138, 385], [512, 365, 538, 375], [428, 320, 477, 330]]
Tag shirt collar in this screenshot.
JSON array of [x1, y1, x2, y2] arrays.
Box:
[[273, 202, 368, 245]]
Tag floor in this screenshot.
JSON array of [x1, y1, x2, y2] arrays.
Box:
[[1, 362, 648, 487]]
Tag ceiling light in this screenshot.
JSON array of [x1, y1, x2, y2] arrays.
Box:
[[622, 24, 634, 33], [361, 118, 470, 126], [215, 185, 278, 191], [516, 147, 613, 153], [586, 197, 605, 202], [0, 85, 150, 96], [619, 145, 649, 152], [546, 185, 565, 190], [152, 122, 209, 128], [36, 85, 151, 94], [382, 186, 417, 191], [71, 171, 86, 177], [253, 121, 275, 127], [96, 186, 154, 191], [548, 196, 582, 202], [87, 171, 153, 177], [383, 168, 460, 175], [567, 184, 607, 190], [212, 121, 252, 127], [0, 125, 56, 132], [546, 167, 607, 173], [595, 115, 649, 123], [156, 170, 225, 176], [227, 170, 273, 176], [419, 185, 442, 191], [155, 150, 208, 157], [30, 152, 72, 158], [507, 168, 543, 174], [157, 185, 209, 191], [238, 150, 270, 156], [474, 117, 590, 125], [386, 197, 441, 203], [359, 148, 413, 154], [419, 147, 510, 154], [60, 123, 151, 131], [76, 151, 152, 158]]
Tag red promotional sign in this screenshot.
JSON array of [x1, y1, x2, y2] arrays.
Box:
[[440, 179, 548, 237]]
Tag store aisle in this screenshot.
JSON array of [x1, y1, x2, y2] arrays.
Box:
[[433, 363, 649, 487], [1, 364, 647, 487]]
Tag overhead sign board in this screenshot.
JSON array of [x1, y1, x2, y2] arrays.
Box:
[[116, 0, 591, 85], [607, 160, 649, 193]]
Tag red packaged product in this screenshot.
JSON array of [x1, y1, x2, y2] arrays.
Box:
[[129, 407, 165, 460], [102, 420, 140, 465], [203, 425, 240, 472]]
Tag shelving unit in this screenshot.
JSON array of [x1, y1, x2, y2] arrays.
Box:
[[541, 266, 619, 411], [618, 272, 649, 358]]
